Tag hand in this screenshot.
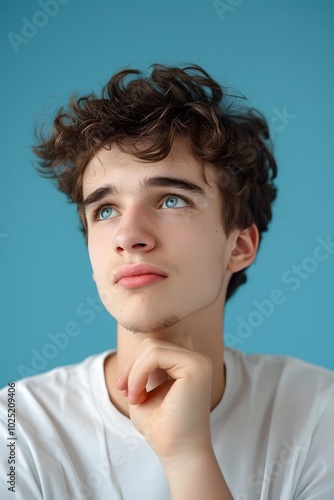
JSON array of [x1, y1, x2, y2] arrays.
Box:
[[116, 338, 214, 468]]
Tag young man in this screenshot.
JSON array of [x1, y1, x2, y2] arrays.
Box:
[[1, 64, 333, 499]]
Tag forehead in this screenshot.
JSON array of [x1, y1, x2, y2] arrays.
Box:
[[82, 140, 219, 198]]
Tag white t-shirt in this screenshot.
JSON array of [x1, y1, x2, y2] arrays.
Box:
[[1, 348, 334, 499]]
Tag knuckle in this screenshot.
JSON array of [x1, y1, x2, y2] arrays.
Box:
[[199, 354, 213, 373], [141, 338, 159, 350], [188, 353, 212, 375]]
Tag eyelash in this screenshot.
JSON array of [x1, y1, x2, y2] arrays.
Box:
[[91, 193, 191, 222], [160, 193, 191, 208]]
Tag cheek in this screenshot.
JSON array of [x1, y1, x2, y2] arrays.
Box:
[[88, 239, 108, 277], [182, 228, 226, 279], [209, 230, 227, 270]]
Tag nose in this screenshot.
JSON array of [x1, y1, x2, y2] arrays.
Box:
[[112, 206, 156, 254]]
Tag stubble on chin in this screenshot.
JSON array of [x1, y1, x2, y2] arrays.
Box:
[[118, 314, 181, 334]]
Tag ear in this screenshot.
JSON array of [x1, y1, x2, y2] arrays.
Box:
[[227, 224, 259, 273]]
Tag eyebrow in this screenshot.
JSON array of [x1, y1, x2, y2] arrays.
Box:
[[83, 176, 206, 211]]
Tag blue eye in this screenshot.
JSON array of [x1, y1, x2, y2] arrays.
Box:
[[99, 207, 115, 220], [162, 196, 188, 209]]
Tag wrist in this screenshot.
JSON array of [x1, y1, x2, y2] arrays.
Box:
[[161, 442, 214, 475], [163, 448, 233, 500]]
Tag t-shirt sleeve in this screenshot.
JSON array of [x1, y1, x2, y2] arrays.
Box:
[[0, 386, 43, 500], [295, 391, 334, 499], [0, 383, 77, 500]]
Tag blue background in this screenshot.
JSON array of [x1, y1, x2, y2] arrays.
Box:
[[1, 0, 333, 388]]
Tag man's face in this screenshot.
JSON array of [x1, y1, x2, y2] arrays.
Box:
[[82, 140, 235, 334]]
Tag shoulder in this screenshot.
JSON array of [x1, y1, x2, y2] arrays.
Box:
[[0, 350, 113, 420], [224, 348, 334, 422], [221, 349, 334, 497], [226, 347, 334, 388]]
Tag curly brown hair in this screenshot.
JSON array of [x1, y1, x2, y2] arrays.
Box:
[[33, 64, 277, 301]]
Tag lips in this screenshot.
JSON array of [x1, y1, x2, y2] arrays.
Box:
[[113, 264, 168, 287]]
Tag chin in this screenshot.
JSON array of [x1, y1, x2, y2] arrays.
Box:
[[118, 314, 181, 334]]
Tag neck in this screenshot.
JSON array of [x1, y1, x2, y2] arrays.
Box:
[[104, 305, 226, 417]]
